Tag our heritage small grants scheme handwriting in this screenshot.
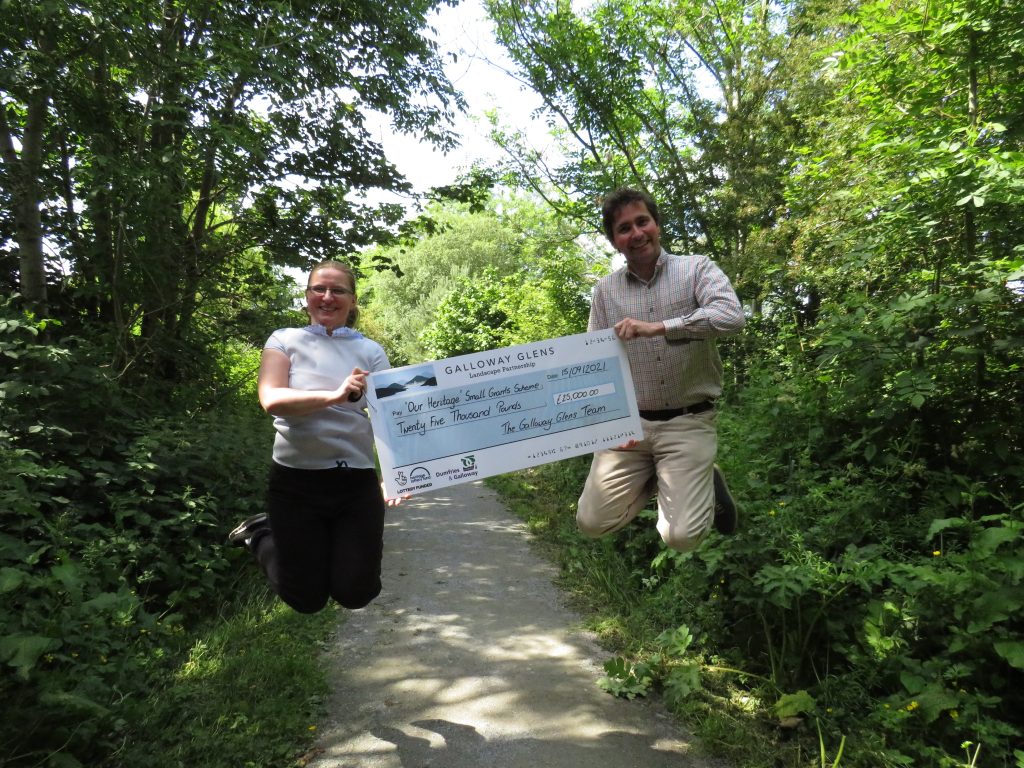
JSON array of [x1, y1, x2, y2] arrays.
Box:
[[366, 330, 643, 498]]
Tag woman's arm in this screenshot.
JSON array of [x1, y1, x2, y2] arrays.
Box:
[[257, 348, 367, 417]]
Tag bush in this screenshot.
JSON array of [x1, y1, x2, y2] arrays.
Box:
[[1, 302, 271, 767], [490, 346, 1023, 766]]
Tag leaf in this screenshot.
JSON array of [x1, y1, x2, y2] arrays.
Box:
[[994, 641, 1024, 670], [655, 625, 694, 657], [45, 753, 84, 768], [0, 634, 61, 679], [51, 561, 82, 596], [925, 517, 966, 539], [664, 663, 701, 699], [774, 689, 816, 718], [39, 689, 112, 717], [914, 685, 959, 723], [0, 567, 27, 593], [83, 591, 133, 611], [971, 526, 1019, 556]]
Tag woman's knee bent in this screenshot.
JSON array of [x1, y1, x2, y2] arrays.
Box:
[[332, 581, 381, 610], [281, 592, 330, 614]]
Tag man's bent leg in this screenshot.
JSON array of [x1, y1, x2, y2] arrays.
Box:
[[576, 438, 657, 538], [650, 411, 718, 552]]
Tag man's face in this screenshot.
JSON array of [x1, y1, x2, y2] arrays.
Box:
[[610, 201, 661, 265]]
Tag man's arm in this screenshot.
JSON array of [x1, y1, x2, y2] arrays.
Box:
[[662, 256, 744, 341]]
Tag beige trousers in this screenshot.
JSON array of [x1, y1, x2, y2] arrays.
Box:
[[576, 410, 717, 552]]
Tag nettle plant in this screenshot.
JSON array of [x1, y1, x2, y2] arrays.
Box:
[[1, 301, 268, 766]]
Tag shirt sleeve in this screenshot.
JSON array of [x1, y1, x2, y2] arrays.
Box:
[[264, 329, 286, 353], [369, 341, 390, 373], [588, 280, 609, 332], [663, 257, 745, 340]]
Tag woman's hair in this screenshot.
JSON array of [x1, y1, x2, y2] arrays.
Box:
[[308, 259, 359, 327], [601, 187, 661, 242]]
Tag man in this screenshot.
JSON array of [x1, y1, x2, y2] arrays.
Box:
[[577, 187, 745, 552]]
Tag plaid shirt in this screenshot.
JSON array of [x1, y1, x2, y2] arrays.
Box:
[[589, 250, 744, 410]]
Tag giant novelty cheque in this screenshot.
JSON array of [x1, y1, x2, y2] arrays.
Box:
[[367, 330, 643, 498]]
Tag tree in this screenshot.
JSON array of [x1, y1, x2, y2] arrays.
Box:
[[359, 193, 597, 364], [1, 0, 462, 376], [483, 0, 814, 308]]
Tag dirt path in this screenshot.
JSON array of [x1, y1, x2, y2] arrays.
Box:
[[307, 481, 723, 768]]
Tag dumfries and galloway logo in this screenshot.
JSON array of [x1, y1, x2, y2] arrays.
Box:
[[460, 455, 476, 470]]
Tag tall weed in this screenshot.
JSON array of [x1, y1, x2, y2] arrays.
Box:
[[1, 302, 271, 766]]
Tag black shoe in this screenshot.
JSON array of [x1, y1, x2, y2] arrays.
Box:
[[227, 513, 269, 546], [712, 465, 738, 535]]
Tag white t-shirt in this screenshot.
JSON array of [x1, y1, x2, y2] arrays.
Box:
[[264, 325, 390, 470]]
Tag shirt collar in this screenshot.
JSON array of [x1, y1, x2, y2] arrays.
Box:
[[624, 248, 668, 285], [303, 324, 364, 339]]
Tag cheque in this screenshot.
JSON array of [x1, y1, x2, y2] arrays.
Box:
[[366, 330, 643, 498]]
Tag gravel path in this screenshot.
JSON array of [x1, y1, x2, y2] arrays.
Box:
[[306, 480, 722, 768]]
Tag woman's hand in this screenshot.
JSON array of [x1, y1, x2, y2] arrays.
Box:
[[341, 367, 369, 402], [258, 352, 373, 416], [382, 481, 412, 507]]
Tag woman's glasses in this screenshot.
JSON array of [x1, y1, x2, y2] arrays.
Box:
[[307, 285, 354, 297]]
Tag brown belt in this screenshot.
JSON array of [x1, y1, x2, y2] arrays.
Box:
[[639, 401, 714, 421]]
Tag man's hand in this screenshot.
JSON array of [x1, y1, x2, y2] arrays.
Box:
[[613, 318, 665, 340]]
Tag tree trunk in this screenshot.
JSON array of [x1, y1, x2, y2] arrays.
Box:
[[1, 69, 52, 315]]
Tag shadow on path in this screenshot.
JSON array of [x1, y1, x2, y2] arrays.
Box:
[[307, 482, 722, 768]]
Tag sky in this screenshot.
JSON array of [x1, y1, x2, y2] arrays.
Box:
[[363, 0, 622, 271], [368, 0, 553, 196]]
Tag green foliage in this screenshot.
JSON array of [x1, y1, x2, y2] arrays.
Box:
[[2, 0, 462, 368], [116, 592, 338, 768], [484, 0, 816, 304], [421, 269, 513, 357], [359, 202, 529, 364], [0, 298, 271, 766], [484, 1, 1024, 762], [362, 197, 597, 364], [490, 349, 1023, 766], [597, 656, 655, 699], [598, 624, 701, 701]]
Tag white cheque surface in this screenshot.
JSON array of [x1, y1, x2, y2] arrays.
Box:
[[367, 330, 643, 498]]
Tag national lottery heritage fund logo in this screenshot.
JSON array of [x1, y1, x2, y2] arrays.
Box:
[[393, 454, 479, 491]]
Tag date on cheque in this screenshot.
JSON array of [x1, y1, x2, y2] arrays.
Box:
[[561, 361, 607, 377]]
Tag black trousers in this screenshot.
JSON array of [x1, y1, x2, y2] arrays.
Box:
[[252, 463, 385, 613]]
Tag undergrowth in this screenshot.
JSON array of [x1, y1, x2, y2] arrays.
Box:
[[2, 300, 338, 767], [487, 361, 1024, 768], [112, 584, 339, 768]]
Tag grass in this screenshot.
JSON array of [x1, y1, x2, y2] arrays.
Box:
[[112, 579, 340, 768]]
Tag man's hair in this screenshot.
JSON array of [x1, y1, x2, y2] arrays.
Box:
[[601, 188, 660, 242], [308, 259, 359, 327]]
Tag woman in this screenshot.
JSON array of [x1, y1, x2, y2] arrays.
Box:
[[228, 259, 398, 613]]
